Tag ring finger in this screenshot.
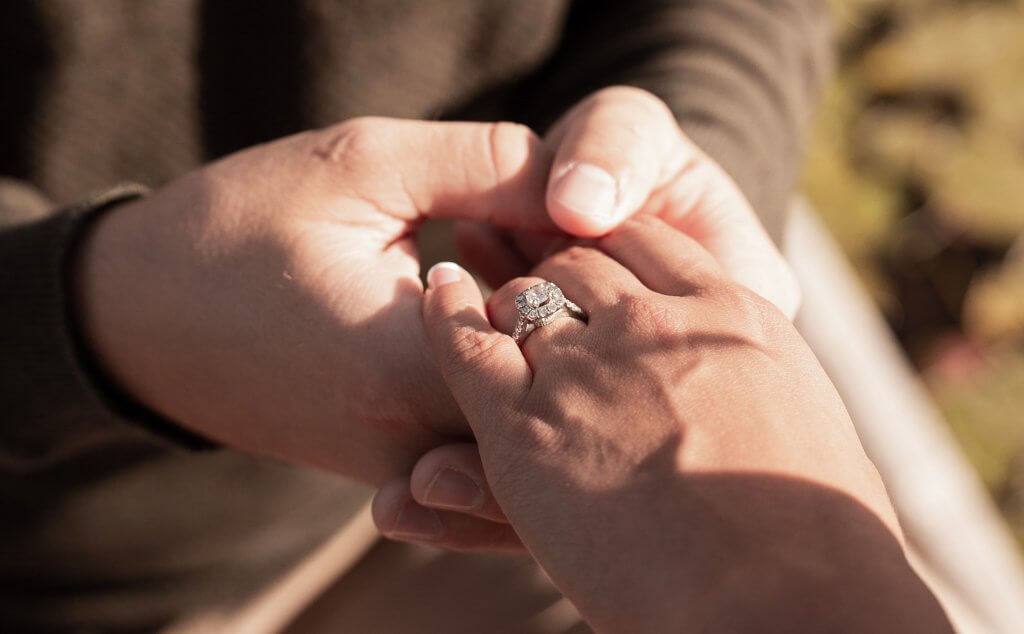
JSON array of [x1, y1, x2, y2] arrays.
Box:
[[486, 276, 589, 367]]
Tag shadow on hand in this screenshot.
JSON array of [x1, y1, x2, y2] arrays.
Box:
[[283, 469, 952, 634]]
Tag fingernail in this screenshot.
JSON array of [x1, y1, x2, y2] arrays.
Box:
[[551, 163, 617, 220], [423, 468, 484, 510], [426, 261, 463, 288], [389, 501, 443, 540]]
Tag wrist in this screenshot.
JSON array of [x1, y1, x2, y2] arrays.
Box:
[[550, 472, 946, 634], [68, 191, 215, 447], [664, 475, 948, 633]]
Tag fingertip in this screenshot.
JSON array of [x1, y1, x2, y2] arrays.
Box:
[[372, 481, 444, 542], [422, 260, 488, 326], [416, 466, 485, 512], [409, 443, 508, 522], [370, 480, 405, 534], [547, 162, 621, 238], [426, 261, 465, 289], [422, 261, 488, 329], [373, 477, 521, 551], [547, 203, 617, 238]]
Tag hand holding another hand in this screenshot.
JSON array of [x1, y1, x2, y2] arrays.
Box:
[[376, 216, 951, 633], [73, 87, 799, 489], [74, 118, 556, 483], [457, 86, 800, 319]]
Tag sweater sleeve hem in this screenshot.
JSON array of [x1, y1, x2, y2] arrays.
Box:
[[0, 183, 215, 473]]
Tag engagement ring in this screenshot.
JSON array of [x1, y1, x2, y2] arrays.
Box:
[[511, 281, 586, 345]]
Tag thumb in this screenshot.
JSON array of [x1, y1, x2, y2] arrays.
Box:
[[543, 88, 800, 318], [316, 117, 558, 231], [544, 87, 686, 237], [655, 138, 802, 319]]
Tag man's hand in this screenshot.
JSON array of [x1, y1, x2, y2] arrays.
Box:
[[74, 118, 554, 484], [455, 86, 801, 318]]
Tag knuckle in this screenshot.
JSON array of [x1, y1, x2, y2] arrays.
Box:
[[515, 415, 565, 455], [443, 326, 506, 379], [710, 283, 785, 348], [483, 414, 564, 494], [618, 294, 683, 339], [553, 244, 599, 267], [316, 117, 389, 165], [539, 244, 604, 278], [509, 414, 563, 455], [485, 121, 540, 184], [507, 275, 541, 290]]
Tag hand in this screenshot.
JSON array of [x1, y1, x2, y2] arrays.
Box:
[[375, 217, 950, 632], [372, 87, 803, 549], [74, 118, 555, 484], [454, 86, 800, 318]]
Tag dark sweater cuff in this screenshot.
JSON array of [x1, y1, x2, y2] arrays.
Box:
[[0, 184, 214, 472]]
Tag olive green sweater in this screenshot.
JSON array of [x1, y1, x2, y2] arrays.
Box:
[[0, 1, 830, 630]]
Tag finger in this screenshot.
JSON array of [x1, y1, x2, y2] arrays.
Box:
[[596, 215, 726, 297], [486, 276, 589, 366], [530, 245, 644, 312], [372, 481, 524, 552], [315, 118, 555, 231], [545, 86, 686, 237], [509, 229, 562, 265], [452, 221, 530, 290], [422, 262, 531, 427], [409, 443, 507, 523], [486, 277, 546, 337], [649, 143, 801, 318]]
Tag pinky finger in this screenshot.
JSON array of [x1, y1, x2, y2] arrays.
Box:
[[372, 481, 524, 552]]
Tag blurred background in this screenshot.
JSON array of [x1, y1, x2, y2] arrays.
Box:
[[805, 0, 1024, 549]]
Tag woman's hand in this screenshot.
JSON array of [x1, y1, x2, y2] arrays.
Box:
[[74, 118, 555, 483], [375, 216, 951, 632]]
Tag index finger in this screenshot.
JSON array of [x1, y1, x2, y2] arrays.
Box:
[[422, 262, 532, 430], [544, 86, 685, 237]]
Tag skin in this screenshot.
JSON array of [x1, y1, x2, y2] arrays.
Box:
[[69, 83, 936, 628], [455, 86, 800, 320], [374, 216, 952, 633], [74, 117, 555, 483], [74, 87, 796, 489]]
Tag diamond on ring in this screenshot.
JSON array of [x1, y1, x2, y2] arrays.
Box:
[[511, 281, 586, 345]]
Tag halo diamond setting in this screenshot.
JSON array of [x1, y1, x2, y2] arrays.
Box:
[[511, 281, 585, 345]]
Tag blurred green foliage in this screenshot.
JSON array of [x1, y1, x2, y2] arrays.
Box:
[[806, 0, 1024, 546]]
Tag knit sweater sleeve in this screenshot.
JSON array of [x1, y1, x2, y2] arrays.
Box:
[[0, 180, 212, 473], [511, 0, 833, 240]]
